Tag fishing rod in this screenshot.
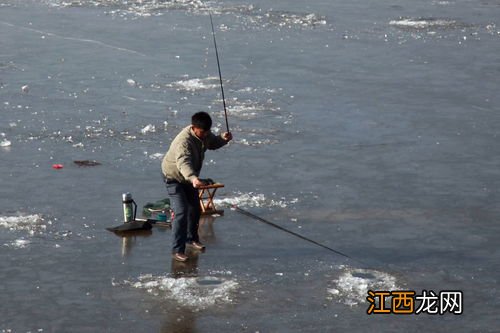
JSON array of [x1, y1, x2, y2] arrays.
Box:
[[231, 205, 368, 265], [209, 13, 230, 133]]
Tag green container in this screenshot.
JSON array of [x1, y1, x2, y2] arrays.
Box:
[[142, 198, 171, 217]]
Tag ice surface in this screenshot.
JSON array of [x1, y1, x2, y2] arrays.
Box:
[[148, 152, 164, 160], [0, 139, 11, 147], [227, 99, 280, 119], [140, 124, 156, 134], [0, 214, 47, 235], [46, 0, 327, 30], [328, 267, 400, 306], [3, 238, 31, 249], [389, 18, 463, 29], [119, 274, 239, 310], [247, 11, 327, 29], [2, 0, 499, 331], [234, 138, 279, 146], [214, 192, 299, 208], [169, 77, 219, 92]]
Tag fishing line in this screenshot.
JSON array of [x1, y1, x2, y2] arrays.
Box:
[[231, 205, 369, 266], [209, 13, 230, 132]]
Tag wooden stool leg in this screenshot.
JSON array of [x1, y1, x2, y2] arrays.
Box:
[[198, 184, 225, 216], [199, 189, 209, 213], [206, 188, 216, 211]]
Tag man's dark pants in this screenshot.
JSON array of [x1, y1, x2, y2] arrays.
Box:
[[165, 179, 200, 254]]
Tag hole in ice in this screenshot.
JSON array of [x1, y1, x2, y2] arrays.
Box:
[[328, 267, 401, 306], [351, 272, 377, 280], [196, 277, 224, 286]]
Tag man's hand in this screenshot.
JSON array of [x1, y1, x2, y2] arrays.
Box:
[[192, 177, 206, 188], [222, 132, 233, 142]]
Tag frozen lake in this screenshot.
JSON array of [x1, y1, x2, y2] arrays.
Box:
[[1, 0, 499, 331]]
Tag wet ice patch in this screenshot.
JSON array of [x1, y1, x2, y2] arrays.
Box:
[[215, 192, 298, 208], [118, 274, 238, 309], [328, 267, 400, 306], [0, 214, 48, 235]]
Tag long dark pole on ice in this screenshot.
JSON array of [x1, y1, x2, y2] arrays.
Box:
[[209, 13, 230, 132], [231, 205, 369, 265]]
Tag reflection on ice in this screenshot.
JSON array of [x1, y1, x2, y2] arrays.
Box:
[[117, 274, 239, 310], [328, 267, 400, 306]]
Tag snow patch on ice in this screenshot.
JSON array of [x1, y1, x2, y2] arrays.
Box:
[[0, 214, 48, 235], [148, 152, 164, 160], [169, 77, 219, 92], [118, 274, 238, 309], [235, 138, 279, 146], [328, 267, 400, 306], [389, 18, 464, 29], [1, 133, 11, 147], [140, 124, 156, 134], [3, 238, 31, 249], [0, 139, 11, 147], [214, 192, 299, 208]]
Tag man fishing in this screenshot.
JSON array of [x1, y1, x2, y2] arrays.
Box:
[[162, 112, 232, 262]]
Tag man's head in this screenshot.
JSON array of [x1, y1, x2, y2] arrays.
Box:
[[191, 111, 212, 139]]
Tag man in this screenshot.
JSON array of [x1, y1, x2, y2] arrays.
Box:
[[162, 112, 232, 262]]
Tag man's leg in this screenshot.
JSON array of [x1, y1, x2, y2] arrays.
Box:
[[166, 182, 188, 254], [185, 185, 201, 244]]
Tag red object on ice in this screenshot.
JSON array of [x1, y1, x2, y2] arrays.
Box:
[[52, 164, 64, 169]]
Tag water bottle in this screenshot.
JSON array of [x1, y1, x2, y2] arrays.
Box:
[[122, 192, 135, 222]]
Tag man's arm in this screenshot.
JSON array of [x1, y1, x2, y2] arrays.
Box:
[[175, 142, 198, 182], [206, 131, 232, 150]]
